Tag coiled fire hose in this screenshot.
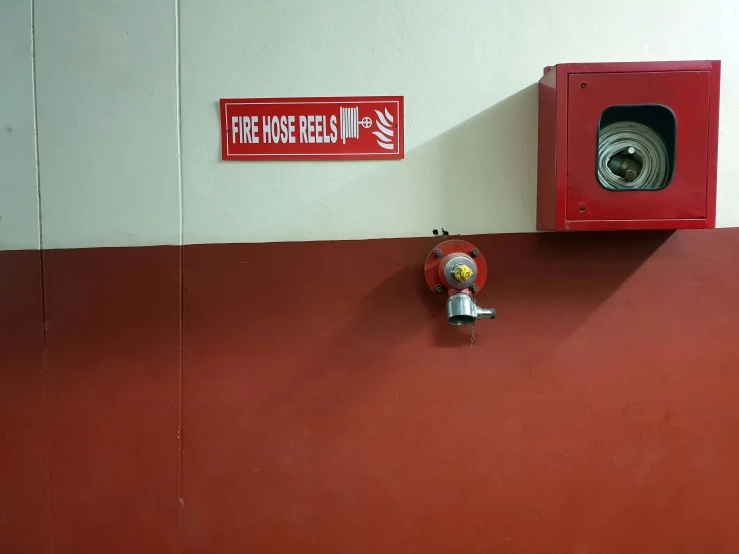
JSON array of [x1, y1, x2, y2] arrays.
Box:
[[597, 121, 669, 190]]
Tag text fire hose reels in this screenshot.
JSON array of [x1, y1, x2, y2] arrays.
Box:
[[423, 240, 495, 326]]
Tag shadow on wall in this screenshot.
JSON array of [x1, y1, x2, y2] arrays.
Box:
[[186, 85, 675, 453], [305, 85, 540, 237], [188, 84, 677, 426], [244, 230, 674, 426]]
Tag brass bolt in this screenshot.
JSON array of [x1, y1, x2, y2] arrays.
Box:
[[453, 264, 474, 282]]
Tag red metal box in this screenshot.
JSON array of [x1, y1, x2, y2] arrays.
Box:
[[537, 61, 720, 231]]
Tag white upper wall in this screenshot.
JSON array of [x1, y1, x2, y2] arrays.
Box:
[[4, 0, 739, 249], [181, 0, 739, 244], [0, 0, 39, 250], [34, 0, 180, 249]]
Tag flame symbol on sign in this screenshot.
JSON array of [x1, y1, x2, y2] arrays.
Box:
[[373, 108, 395, 150]]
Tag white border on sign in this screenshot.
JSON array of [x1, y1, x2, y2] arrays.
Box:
[[224, 101, 401, 157]]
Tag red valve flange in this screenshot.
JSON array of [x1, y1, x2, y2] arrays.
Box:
[[424, 239, 488, 295]]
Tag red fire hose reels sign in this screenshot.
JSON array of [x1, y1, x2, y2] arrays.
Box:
[[220, 96, 404, 161]]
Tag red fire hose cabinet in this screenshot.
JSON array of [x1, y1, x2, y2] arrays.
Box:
[[537, 60, 721, 231]]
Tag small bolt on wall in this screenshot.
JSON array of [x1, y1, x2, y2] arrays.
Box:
[[424, 240, 495, 327]]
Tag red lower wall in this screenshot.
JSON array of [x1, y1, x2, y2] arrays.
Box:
[[0, 251, 51, 553], [2, 230, 739, 553]]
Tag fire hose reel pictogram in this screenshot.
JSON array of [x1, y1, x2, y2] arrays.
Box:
[[339, 106, 395, 150]]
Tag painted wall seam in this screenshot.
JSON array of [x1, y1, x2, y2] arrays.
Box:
[[31, 0, 55, 551], [175, 0, 186, 552], [31, 0, 42, 251]]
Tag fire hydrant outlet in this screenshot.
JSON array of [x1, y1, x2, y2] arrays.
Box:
[[424, 240, 495, 329], [447, 293, 496, 326]]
